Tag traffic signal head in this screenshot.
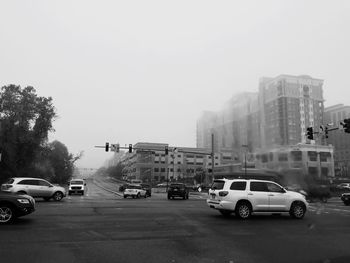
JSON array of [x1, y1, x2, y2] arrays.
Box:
[[306, 127, 313, 140], [128, 144, 132, 153], [325, 127, 328, 138], [165, 146, 168, 155], [343, 118, 350, 133], [105, 142, 109, 152]]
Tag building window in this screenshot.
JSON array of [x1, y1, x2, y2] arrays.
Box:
[[187, 162, 194, 165], [160, 168, 165, 172], [177, 161, 181, 164], [291, 151, 302, 161], [154, 168, 159, 172], [261, 154, 268, 163], [308, 151, 317, 161], [278, 153, 288, 162], [320, 152, 331, 162]]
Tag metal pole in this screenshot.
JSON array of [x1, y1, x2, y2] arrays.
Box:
[[211, 133, 214, 183]]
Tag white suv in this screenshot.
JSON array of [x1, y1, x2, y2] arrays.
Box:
[[1, 177, 66, 201], [207, 179, 307, 219], [68, 179, 86, 195], [123, 184, 147, 199]]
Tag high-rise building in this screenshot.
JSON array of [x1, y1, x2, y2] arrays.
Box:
[[259, 75, 324, 148], [324, 104, 350, 177]]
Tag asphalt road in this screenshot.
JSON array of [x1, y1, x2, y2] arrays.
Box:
[[1, 178, 350, 263]]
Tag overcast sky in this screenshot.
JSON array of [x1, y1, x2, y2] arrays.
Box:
[[1, 0, 349, 168]]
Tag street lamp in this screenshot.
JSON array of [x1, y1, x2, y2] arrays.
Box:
[[242, 145, 248, 177]]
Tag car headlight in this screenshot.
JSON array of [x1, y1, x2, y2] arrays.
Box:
[[17, 199, 30, 204]]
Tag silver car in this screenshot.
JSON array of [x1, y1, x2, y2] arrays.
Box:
[[1, 177, 66, 201]]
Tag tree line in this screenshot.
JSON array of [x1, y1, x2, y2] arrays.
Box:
[[0, 84, 81, 184]]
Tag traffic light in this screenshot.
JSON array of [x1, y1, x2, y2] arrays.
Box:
[[105, 142, 109, 152], [342, 118, 350, 133], [128, 144, 132, 153], [165, 146, 168, 155], [306, 127, 313, 140], [325, 127, 329, 138]]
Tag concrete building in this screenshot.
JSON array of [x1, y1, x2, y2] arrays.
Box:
[[120, 142, 237, 184], [324, 104, 350, 177], [254, 143, 334, 179]]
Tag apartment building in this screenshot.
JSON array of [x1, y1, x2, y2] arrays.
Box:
[[120, 142, 234, 184], [324, 104, 350, 177]]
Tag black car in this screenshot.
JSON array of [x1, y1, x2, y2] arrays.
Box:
[[0, 192, 35, 224], [341, 193, 350, 205], [167, 183, 189, 200], [119, 183, 129, 192], [140, 183, 152, 197]]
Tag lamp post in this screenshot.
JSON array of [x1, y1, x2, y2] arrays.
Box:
[[242, 145, 248, 177]]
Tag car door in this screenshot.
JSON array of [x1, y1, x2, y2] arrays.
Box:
[[266, 182, 287, 211], [37, 180, 54, 197], [17, 179, 40, 196], [248, 182, 270, 211]]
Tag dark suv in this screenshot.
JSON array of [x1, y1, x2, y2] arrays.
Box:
[[140, 183, 152, 197], [0, 191, 35, 224], [167, 183, 189, 200]]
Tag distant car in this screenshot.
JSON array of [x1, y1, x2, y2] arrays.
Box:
[[140, 183, 152, 197], [1, 177, 66, 201], [341, 193, 350, 205], [68, 179, 86, 195], [156, 183, 168, 187], [306, 185, 331, 203], [123, 184, 147, 199], [167, 183, 189, 200], [336, 183, 350, 190], [119, 183, 129, 192], [0, 191, 35, 224]]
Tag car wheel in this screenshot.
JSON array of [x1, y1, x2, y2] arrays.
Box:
[[290, 202, 306, 219], [43, 197, 51, 201], [219, 210, 232, 217], [167, 195, 171, 200], [137, 193, 140, 198], [53, 191, 64, 201], [344, 201, 350, 206], [81, 191, 84, 196], [235, 202, 252, 219], [183, 195, 186, 200], [124, 195, 127, 198], [0, 204, 15, 224]]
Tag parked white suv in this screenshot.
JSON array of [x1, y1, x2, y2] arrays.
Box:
[[1, 177, 66, 201], [207, 179, 307, 219]]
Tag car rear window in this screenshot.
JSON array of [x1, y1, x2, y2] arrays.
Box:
[[4, 178, 14, 184], [230, 181, 247, 190], [211, 180, 225, 190], [170, 184, 184, 189]]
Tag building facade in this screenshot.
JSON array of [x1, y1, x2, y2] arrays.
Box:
[[324, 104, 350, 177], [120, 142, 237, 184]]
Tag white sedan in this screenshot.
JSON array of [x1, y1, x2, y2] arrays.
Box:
[[123, 184, 147, 199]]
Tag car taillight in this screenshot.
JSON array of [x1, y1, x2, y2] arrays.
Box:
[[219, 191, 229, 197]]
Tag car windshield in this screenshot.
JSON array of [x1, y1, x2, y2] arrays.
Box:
[[127, 185, 141, 189], [70, 180, 84, 185]]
